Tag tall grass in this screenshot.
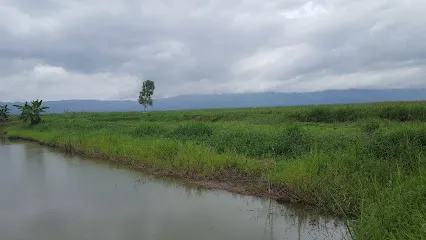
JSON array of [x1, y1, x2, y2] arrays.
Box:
[[58, 101, 426, 124], [4, 101, 426, 239]]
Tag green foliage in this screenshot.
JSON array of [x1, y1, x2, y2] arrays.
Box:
[[361, 127, 426, 170], [138, 79, 155, 112], [359, 118, 381, 134], [0, 104, 10, 121], [132, 123, 168, 137], [209, 128, 274, 157], [289, 106, 362, 123], [272, 125, 313, 157], [207, 125, 312, 158], [13, 99, 49, 125], [379, 105, 413, 122], [305, 107, 333, 122], [170, 122, 213, 140], [80, 101, 426, 124]]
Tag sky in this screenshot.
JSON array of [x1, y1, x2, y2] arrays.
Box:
[[1, 0, 426, 101]]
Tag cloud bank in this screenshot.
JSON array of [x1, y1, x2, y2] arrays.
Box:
[[1, 0, 425, 101]]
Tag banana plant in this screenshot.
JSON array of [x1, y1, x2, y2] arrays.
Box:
[[30, 99, 49, 124], [14, 101, 30, 123], [0, 104, 10, 121], [14, 100, 49, 125]]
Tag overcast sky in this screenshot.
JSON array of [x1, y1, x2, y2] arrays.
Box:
[[1, 0, 425, 101]]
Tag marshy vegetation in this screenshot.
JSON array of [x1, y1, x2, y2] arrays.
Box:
[[3, 101, 426, 239]]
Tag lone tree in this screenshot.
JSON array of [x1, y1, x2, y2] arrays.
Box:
[[138, 80, 155, 112]]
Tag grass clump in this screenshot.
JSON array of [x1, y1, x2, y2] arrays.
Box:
[[209, 127, 274, 157], [170, 122, 214, 141], [272, 125, 313, 158], [359, 118, 381, 134], [132, 123, 168, 137], [361, 126, 426, 170]]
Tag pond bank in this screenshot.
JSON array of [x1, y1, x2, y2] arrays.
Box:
[[6, 135, 315, 210], [0, 138, 348, 240]]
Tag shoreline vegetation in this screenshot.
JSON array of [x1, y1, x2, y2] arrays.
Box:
[[2, 101, 425, 239]]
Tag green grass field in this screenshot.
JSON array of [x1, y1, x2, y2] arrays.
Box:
[[3, 101, 426, 239]]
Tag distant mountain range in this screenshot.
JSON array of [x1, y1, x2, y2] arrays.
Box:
[[2, 88, 426, 114]]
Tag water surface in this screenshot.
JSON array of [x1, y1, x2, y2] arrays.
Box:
[[0, 138, 348, 240]]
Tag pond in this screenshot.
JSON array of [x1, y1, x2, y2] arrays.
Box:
[[0, 137, 349, 240]]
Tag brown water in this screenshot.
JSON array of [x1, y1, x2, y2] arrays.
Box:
[[0, 138, 349, 240]]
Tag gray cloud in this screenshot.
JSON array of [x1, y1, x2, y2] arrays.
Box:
[[1, 0, 426, 101]]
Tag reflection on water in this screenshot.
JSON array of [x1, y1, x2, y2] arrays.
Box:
[[0, 137, 349, 240]]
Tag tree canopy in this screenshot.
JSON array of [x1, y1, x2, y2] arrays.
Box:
[[138, 80, 155, 112]]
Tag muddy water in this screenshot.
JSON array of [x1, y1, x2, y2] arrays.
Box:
[[0, 138, 349, 240]]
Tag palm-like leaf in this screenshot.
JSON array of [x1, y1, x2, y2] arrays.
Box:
[[14, 99, 49, 125], [0, 104, 10, 120]]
